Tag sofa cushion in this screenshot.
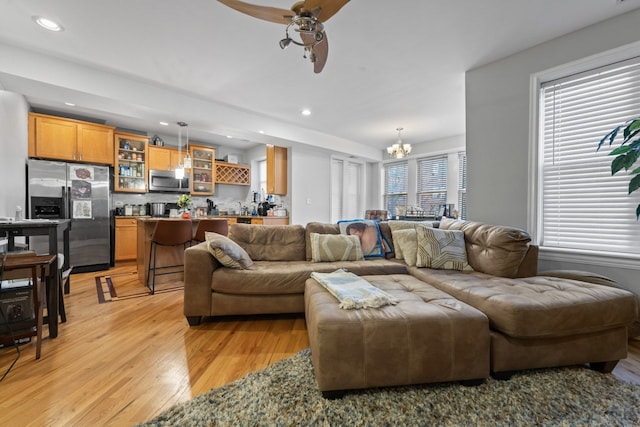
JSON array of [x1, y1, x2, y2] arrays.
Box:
[[310, 233, 364, 262], [205, 232, 254, 270], [305, 222, 340, 261], [393, 229, 419, 266], [229, 223, 306, 261], [212, 259, 408, 295], [408, 267, 637, 339], [338, 219, 389, 258], [439, 218, 531, 278], [415, 227, 473, 271], [388, 220, 433, 260]]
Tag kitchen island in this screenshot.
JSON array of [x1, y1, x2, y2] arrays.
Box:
[[135, 216, 289, 286]]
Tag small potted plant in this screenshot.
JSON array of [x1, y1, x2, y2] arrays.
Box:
[[177, 194, 192, 219]]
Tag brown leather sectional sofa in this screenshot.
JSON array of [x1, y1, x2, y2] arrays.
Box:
[[183, 219, 637, 392]]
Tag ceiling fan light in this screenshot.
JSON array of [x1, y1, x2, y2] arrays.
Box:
[[279, 37, 292, 49]]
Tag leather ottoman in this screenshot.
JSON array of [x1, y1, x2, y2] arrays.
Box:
[[304, 274, 490, 397]]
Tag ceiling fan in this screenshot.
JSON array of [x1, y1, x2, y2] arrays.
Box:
[[218, 0, 350, 73]]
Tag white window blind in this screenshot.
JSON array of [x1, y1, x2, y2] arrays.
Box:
[[458, 152, 467, 220], [383, 161, 408, 217], [331, 158, 344, 222], [345, 161, 362, 219], [417, 156, 447, 216], [540, 56, 640, 256]]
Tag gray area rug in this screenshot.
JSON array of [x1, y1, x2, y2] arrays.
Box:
[[139, 349, 640, 426]]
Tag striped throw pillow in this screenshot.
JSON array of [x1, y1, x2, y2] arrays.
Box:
[[310, 233, 364, 262], [415, 226, 473, 271]]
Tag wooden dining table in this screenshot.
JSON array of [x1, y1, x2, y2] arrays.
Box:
[[0, 219, 69, 338]]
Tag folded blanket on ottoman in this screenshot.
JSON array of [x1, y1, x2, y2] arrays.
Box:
[[310, 269, 398, 309]]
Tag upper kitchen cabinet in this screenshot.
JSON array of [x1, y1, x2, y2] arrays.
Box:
[[190, 145, 215, 195], [148, 145, 183, 171], [266, 145, 288, 195], [28, 112, 114, 165], [115, 132, 148, 193], [215, 161, 250, 185]]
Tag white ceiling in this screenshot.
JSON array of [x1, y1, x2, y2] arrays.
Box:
[[0, 0, 638, 159]]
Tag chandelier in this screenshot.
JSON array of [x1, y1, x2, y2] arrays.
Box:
[[387, 127, 412, 159]]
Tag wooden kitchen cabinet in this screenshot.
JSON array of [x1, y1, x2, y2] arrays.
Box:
[[190, 145, 215, 195], [215, 162, 250, 185], [115, 217, 138, 261], [266, 145, 287, 195], [115, 132, 148, 193], [148, 146, 184, 171], [28, 112, 114, 165]]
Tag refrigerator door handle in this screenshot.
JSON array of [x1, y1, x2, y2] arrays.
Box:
[[66, 186, 73, 230]]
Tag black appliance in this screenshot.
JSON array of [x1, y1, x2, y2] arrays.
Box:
[[257, 202, 275, 216]]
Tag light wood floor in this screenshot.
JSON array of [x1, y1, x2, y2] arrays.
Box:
[[0, 263, 639, 426]]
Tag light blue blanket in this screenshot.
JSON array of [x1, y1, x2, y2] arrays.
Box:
[[310, 269, 399, 310]]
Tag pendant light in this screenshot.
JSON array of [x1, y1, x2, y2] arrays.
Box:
[[175, 122, 186, 179], [183, 123, 191, 169]]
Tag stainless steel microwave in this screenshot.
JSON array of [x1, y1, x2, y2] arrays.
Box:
[[148, 169, 190, 193]]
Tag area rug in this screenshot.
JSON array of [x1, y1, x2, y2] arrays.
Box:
[[139, 349, 640, 426], [94, 271, 183, 303]]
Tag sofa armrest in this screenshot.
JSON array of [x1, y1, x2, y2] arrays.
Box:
[[515, 244, 538, 278], [183, 241, 220, 322]]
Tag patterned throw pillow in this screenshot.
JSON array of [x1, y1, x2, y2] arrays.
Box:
[[310, 233, 364, 262], [205, 232, 254, 269], [415, 226, 473, 271], [337, 219, 390, 258]]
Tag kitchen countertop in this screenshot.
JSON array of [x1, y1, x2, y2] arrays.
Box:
[[134, 215, 288, 222]]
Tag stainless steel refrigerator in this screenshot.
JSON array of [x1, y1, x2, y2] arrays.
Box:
[[27, 159, 111, 272]]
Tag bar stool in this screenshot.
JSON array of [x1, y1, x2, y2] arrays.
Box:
[[146, 220, 193, 294], [192, 218, 229, 243]]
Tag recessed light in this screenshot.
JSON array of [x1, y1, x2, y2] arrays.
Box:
[[159, 121, 169, 126], [301, 109, 311, 116], [64, 102, 75, 107], [258, 130, 265, 134], [33, 16, 64, 32], [226, 135, 233, 139]]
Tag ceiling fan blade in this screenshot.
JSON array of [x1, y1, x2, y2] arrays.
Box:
[[300, 0, 350, 22], [218, 0, 294, 24], [300, 31, 328, 73]]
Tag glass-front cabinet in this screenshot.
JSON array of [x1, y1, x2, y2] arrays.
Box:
[[115, 132, 148, 193], [190, 146, 215, 195]]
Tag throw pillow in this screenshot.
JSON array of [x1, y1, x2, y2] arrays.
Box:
[[388, 220, 433, 260], [393, 228, 419, 266], [337, 219, 389, 258], [415, 226, 473, 271], [205, 231, 254, 270], [310, 233, 364, 262]]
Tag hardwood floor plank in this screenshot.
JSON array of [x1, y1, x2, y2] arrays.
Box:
[[0, 263, 637, 425]]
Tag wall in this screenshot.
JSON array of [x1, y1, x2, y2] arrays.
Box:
[[465, 9, 640, 294], [0, 90, 29, 218], [290, 145, 333, 225]]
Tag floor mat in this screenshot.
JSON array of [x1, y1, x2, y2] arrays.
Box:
[[95, 271, 183, 303]]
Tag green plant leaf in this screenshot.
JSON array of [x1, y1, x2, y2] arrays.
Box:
[[630, 119, 640, 132], [598, 126, 620, 151], [637, 204, 640, 221], [630, 174, 640, 194], [623, 149, 640, 171], [612, 154, 627, 175], [609, 145, 631, 155], [631, 166, 640, 175], [623, 128, 640, 144]]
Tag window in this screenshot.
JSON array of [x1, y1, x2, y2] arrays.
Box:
[[383, 161, 408, 217], [458, 152, 467, 220], [417, 156, 447, 216], [539, 56, 640, 257], [257, 159, 267, 197]]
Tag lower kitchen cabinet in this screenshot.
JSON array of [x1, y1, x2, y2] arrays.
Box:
[[115, 217, 138, 261]]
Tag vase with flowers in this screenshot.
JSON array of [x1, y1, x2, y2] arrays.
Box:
[[177, 194, 192, 219]]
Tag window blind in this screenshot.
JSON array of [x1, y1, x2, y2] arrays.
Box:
[[384, 161, 408, 217], [458, 152, 467, 220], [540, 56, 640, 256], [417, 156, 447, 215]]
